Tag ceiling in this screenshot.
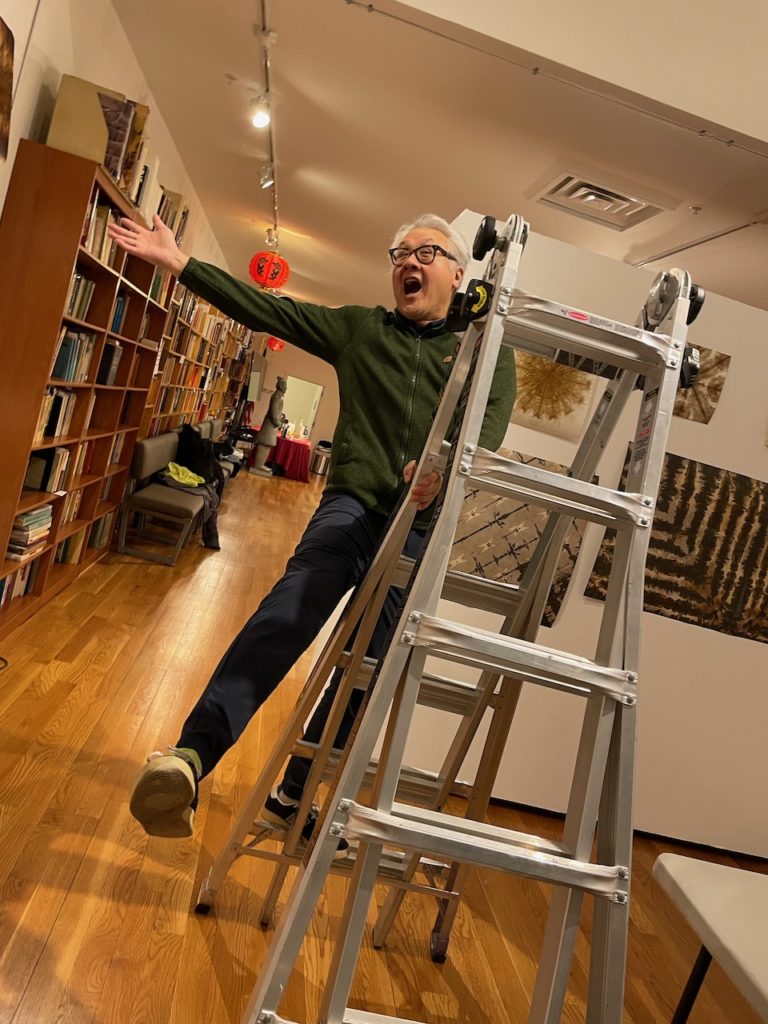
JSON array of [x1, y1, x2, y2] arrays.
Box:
[[112, 0, 768, 313]]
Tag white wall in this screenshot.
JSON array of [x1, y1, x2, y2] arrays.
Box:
[[395, 0, 768, 148], [398, 211, 768, 856], [0, 0, 228, 267]]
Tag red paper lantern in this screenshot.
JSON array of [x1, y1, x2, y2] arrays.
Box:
[[266, 336, 285, 352], [249, 250, 290, 289]]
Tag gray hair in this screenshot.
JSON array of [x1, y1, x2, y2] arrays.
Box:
[[391, 213, 470, 270]]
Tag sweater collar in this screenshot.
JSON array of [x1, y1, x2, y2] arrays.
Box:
[[386, 309, 447, 338]]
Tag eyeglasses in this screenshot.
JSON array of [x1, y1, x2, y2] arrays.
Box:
[[387, 244, 457, 266]]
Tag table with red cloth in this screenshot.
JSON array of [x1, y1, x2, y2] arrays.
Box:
[[268, 436, 311, 482]]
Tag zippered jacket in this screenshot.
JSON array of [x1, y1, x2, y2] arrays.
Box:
[[180, 259, 516, 523]]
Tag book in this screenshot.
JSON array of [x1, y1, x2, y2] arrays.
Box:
[[119, 102, 149, 195], [96, 341, 122, 385], [97, 93, 136, 181]]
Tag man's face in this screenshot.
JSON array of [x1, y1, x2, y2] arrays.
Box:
[[391, 227, 463, 325]]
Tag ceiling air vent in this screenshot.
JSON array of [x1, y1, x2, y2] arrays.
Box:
[[536, 175, 664, 231]]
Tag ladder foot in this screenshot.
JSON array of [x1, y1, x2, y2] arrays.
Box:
[[194, 875, 216, 915], [430, 931, 449, 963]]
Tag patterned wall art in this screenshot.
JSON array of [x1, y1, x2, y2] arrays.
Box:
[[509, 352, 600, 442], [585, 450, 768, 643], [448, 449, 588, 625], [0, 17, 12, 161], [673, 346, 731, 424]]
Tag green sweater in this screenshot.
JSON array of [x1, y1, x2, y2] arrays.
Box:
[[180, 258, 516, 522]]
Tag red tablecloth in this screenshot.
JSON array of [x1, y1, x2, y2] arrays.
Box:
[[269, 436, 311, 482]]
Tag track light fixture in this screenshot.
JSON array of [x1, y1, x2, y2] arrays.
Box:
[[251, 99, 270, 128], [259, 165, 275, 189]]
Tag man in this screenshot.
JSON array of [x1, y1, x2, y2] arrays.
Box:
[[108, 212, 516, 845]]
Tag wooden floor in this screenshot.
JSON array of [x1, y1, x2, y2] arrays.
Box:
[[0, 468, 764, 1024]]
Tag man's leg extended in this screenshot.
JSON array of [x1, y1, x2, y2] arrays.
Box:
[[129, 493, 387, 837], [277, 527, 426, 803]]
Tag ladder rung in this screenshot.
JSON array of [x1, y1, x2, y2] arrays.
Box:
[[344, 1011, 429, 1024], [461, 449, 652, 529], [236, 833, 455, 896], [338, 652, 493, 716], [344, 1010, 429, 1024], [400, 614, 635, 704], [394, 555, 522, 615], [291, 740, 473, 805], [503, 291, 678, 373], [340, 802, 626, 900]]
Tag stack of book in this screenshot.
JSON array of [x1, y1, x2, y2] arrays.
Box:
[[55, 527, 87, 565], [6, 505, 54, 563], [108, 433, 126, 465], [24, 448, 71, 493], [89, 512, 115, 550], [0, 560, 40, 606], [111, 295, 130, 335], [65, 273, 96, 322], [71, 440, 96, 479], [96, 340, 123, 385], [82, 202, 121, 267], [50, 328, 97, 382], [61, 489, 83, 525], [34, 388, 77, 442]]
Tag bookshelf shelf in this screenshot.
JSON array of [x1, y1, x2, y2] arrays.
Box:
[[58, 517, 90, 541], [1, 545, 53, 579], [16, 490, 60, 514], [34, 434, 81, 450], [49, 379, 93, 390], [0, 593, 38, 629], [94, 499, 121, 519], [70, 473, 102, 491], [62, 315, 107, 333], [0, 140, 177, 638], [77, 245, 121, 278]]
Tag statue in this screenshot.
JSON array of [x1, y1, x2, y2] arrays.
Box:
[[250, 376, 287, 476]]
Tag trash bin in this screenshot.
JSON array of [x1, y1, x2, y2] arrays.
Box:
[[310, 443, 332, 476]]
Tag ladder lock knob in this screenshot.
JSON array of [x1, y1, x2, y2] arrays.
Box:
[[472, 216, 498, 260]]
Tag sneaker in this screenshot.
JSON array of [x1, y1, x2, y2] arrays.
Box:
[[262, 786, 349, 860], [129, 751, 198, 838]]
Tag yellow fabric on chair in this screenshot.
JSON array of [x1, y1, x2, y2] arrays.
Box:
[[166, 462, 206, 487]]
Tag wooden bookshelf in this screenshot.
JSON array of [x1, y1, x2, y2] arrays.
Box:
[[0, 140, 175, 639], [140, 284, 257, 437]]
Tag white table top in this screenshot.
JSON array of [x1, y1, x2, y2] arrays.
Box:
[[654, 853, 768, 1020]]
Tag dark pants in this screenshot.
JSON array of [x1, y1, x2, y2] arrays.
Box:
[[177, 491, 424, 783]]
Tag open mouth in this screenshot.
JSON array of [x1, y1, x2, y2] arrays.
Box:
[[403, 277, 422, 296]]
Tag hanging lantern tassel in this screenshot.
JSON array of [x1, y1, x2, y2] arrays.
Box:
[[249, 250, 290, 289], [266, 335, 285, 352]]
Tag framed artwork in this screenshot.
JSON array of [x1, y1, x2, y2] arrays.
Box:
[[586, 450, 768, 643], [0, 16, 13, 161], [449, 449, 588, 625], [510, 352, 600, 441], [673, 346, 731, 424]]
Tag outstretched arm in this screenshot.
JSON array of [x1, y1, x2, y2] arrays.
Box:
[[107, 215, 189, 276]]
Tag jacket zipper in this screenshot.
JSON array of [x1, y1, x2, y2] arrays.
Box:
[[398, 336, 422, 478]]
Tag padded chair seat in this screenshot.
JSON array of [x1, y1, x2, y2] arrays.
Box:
[[127, 482, 204, 520]]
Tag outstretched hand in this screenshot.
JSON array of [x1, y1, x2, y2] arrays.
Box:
[[403, 460, 443, 511], [106, 215, 189, 275]]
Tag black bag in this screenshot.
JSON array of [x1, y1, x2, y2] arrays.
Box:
[[177, 424, 224, 491]]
